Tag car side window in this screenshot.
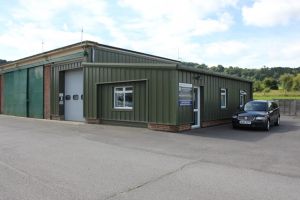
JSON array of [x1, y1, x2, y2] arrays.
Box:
[[272, 102, 278, 110], [268, 102, 272, 111]]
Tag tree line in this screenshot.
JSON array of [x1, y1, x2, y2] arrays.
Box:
[[182, 62, 300, 92], [0, 59, 7, 65]]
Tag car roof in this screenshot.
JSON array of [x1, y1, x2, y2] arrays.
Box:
[[249, 100, 278, 104], [250, 100, 268, 103]]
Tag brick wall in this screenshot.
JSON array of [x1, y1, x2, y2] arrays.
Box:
[[148, 123, 191, 132], [44, 65, 51, 119], [86, 118, 99, 124]]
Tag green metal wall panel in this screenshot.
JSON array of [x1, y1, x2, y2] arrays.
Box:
[[177, 70, 252, 123], [84, 65, 178, 125], [3, 69, 28, 116], [91, 47, 177, 64], [28, 66, 44, 118], [99, 81, 147, 122]]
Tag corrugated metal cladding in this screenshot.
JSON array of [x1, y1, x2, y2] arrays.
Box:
[[50, 60, 82, 118], [90, 47, 176, 64], [3, 66, 44, 118], [84, 66, 178, 125], [177, 70, 252, 123], [28, 66, 44, 118], [99, 81, 147, 124], [3, 69, 27, 116]]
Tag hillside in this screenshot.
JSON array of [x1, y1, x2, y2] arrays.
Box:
[[182, 62, 300, 82]]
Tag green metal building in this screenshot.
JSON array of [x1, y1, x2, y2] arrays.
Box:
[[0, 41, 252, 131]]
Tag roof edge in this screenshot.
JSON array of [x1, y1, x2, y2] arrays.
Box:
[[177, 65, 253, 83], [0, 40, 180, 70]]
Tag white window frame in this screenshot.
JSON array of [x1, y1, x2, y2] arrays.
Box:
[[114, 86, 133, 109], [239, 90, 247, 107], [220, 88, 227, 109]]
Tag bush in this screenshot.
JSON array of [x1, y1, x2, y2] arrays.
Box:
[[293, 74, 300, 91], [253, 81, 264, 92], [280, 74, 294, 92]]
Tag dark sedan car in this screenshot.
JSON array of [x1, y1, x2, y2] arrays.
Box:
[[232, 100, 280, 131]]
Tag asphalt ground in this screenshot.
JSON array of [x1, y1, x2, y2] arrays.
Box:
[[0, 115, 299, 200]]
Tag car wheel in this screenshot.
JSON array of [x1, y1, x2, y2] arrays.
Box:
[[274, 117, 280, 126], [232, 124, 237, 129], [265, 120, 270, 131]]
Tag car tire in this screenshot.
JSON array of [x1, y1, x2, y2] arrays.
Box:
[[274, 117, 280, 126], [264, 120, 270, 131], [232, 124, 237, 129]]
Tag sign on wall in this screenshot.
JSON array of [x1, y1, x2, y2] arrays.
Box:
[[179, 83, 193, 106]]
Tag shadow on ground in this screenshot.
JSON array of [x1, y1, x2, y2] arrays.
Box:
[[183, 117, 300, 142]]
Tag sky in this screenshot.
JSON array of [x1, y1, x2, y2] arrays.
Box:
[[0, 0, 300, 68]]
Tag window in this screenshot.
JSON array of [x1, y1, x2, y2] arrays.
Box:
[[73, 95, 79, 100], [220, 88, 227, 109], [65, 95, 71, 100], [240, 90, 247, 107], [114, 86, 133, 109]]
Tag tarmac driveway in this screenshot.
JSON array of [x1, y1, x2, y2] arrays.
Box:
[[0, 115, 300, 200]]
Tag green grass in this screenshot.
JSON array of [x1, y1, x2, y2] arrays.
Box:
[[254, 89, 300, 100]]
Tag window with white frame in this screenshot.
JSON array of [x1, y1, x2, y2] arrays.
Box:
[[240, 90, 247, 107], [114, 86, 133, 109], [220, 88, 227, 109]]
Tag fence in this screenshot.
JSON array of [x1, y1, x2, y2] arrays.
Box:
[[274, 99, 300, 116]]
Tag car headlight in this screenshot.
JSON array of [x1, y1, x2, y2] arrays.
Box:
[[232, 115, 238, 119], [256, 116, 266, 120]]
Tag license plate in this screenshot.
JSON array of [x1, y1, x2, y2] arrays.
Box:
[[239, 120, 251, 125]]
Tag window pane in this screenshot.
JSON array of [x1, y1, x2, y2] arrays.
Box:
[[193, 88, 198, 109], [125, 87, 133, 91], [73, 95, 79, 100], [115, 87, 123, 92], [125, 93, 133, 107], [115, 93, 124, 107], [221, 95, 226, 107], [65, 95, 71, 100]]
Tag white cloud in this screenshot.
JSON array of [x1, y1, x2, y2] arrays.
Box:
[[204, 41, 248, 57], [242, 0, 300, 27], [198, 38, 300, 67], [0, 23, 102, 59], [114, 0, 237, 62], [1, 0, 300, 68]]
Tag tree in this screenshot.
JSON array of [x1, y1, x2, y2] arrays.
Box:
[[280, 74, 294, 92], [253, 81, 264, 92], [197, 63, 208, 69], [293, 74, 300, 91], [263, 77, 278, 90], [0, 59, 7, 65]]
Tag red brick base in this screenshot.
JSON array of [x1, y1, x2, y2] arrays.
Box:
[[202, 119, 231, 127], [44, 65, 51, 119], [148, 123, 191, 132], [51, 115, 64, 120], [86, 118, 100, 124]]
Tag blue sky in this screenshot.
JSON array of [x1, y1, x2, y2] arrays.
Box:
[[0, 0, 300, 68]]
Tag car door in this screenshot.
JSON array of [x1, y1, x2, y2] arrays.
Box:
[[268, 101, 275, 123], [272, 102, 279, 119]]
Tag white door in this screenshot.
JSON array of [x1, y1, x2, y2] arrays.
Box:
[[64, 69, 84, 121], [192, 87, 200, 129]]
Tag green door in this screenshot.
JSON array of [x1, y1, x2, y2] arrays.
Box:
[[28, 66, 44, 118], [4, 69, 28, 116]]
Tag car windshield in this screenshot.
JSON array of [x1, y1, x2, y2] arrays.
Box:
[[244, 102, 267, 111]]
